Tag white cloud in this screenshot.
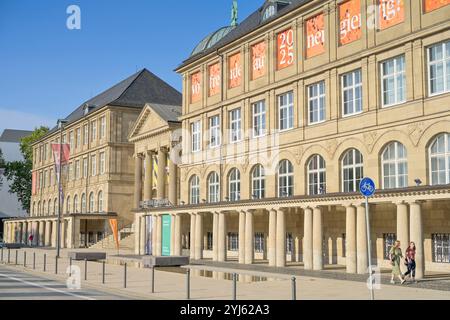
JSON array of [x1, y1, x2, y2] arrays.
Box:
[[0, 108, 56, 132]]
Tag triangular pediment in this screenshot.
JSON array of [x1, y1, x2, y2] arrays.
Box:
[[129, 104, 170, 141]]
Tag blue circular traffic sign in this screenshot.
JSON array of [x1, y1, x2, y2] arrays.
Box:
[[359, 178, 376, 197]]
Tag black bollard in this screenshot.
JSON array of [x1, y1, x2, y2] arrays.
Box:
[[186, 269, 191, 300], [292, 277, 297, 301]]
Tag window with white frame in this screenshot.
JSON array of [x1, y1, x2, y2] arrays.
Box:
[[381, 55, 406, 107], [308, 155, 326, 195], [98, 191, 103, 212], [189, 175, 200, 205], [278, 92, 294, 131], [308, 81, 326, 124], [251, 165, 265, 199], [227, 232, 239, 251], [75, 160, 80, 180], [81, 193, 86, 213], [229, 108, 242, 143], [68, 163, 73, 181], [278, 160, 293, 197], [228, 168, 241, 201], [69, 131, 74, 150], [73, 195, 78, 213], [91, 155, 97, 176], [91, 121, 97, 142], [342, 69, 362, 116], [83, 125, 88, 145], [100, 152, 106, 175], [76, 128, 81, 148], [100, 116, 106, 139], [209, 115, 221, 148], [66, 197, 70, 214], [430, 133, 450, 185], [191, 121, 201, 152], [254, 232, 265, 253], [432, 234, 450, 263], [382, 142, 408, 189], [89, 192, 95, 213], [252, 100, 266, 137], [208, 172, 220, 203], [342, 149, 364, 193], [428, 41, 450, 96], [83, 157, 88, 178]]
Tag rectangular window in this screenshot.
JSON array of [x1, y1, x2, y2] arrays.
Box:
[[83, 125, 88, 145], [191, 121, 201, 152], [83, 157, 88, 178], [229, 108, 242, 143], [100, 152, 105, 174], [69, 131, 74, 151], [91, 121, 97, 142], [62, 134, 67, 144], [383, 233, 397, 260], [43, 144, 47, 161], [432, 234, 450, 263], [75, 160, 80, 180], [286, 233, 294, 254], [76, 128, 81, 148], [342, 69, 363, 116], [308, 81, 326, 124], [227, 232, 239, 251], [254, 232, 265, 253], [209, 116, 221, 148], [49, 169, 53, 186], [278, 92, 294, 131], [428, 41, 450, 96], [100, 116, 106, 138], [68, 163, 73, 181], [252, 100, 266, 138], [207, 232, 213, 250], [91, 155, 97, 176], [381, 55, 406, 107]]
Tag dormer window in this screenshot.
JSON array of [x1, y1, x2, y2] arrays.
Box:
[[262, 4, 276, 21], [261, 0, 291, 23], [83, 104, 96, 116]]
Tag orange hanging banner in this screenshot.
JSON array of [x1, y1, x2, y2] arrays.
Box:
[[208, 63, 221, 96], [306, 14, 325, 58], [277, 28, 295, 69], [228, 52, 242, 89], [190, 71, 201, 103], [424, 0, 450, 12], [109, 218, 119, 250], [252, 41, 266, 80], [339, 0, 362, 45], [379, 0, 405, 30]]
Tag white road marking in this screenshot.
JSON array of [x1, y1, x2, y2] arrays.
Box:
[[0, 272, 96, 300]]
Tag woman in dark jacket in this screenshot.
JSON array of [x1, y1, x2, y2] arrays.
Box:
[[404, 242, 417, 283]]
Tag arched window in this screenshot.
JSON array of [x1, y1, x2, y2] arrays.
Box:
[[37, 201, 41, 216], [307, 155, 326, 195], [278, 160, 293, 197], [189, 175, 200, 205], [66, 196, 71, 214], [81, 193, 86, 213], [251, 165, 265, 199], [48, 199, 52, 215], [208, 172, 220, 203], [42, 201, 46, 216], [89, 192, 95, 213], [54, 198, 58, 215], [98, 191, 103, 212], [342, 149, 364, 192], [228, 168, 241, 201], [430, 133, 450, 185], [32, 202, 36, 216], [382, 142, 408, 189], [73, 195, 78, 214]]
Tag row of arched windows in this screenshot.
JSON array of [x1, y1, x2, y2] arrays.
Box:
[[188, 133, 450, 204], [32, 191, 104, 215]]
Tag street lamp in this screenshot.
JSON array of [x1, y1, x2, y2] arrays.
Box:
[[56, 119, 68, 258]]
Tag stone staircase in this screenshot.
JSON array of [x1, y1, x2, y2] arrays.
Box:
[[89, 232, 135, 251]]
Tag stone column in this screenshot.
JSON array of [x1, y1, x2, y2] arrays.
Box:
[[238, 211, 246, 264], [313, 207, 323, 271], [151, 215, 157, 255], [60, 220, 66, 249], [66, 219, 73, 249], [133, 154, 142, 209], [170, 214, 176, 256], [356, 204, 368, 274], [245, 210, 254, 265], [32, 222, 39, 246], [18, 223, 23, 244], [189, 213, 196, 259], [303, 207, 313, 270], [134, 214, 141, 255], [276, 209, 286, 267], [268, 209, 277, 267], [144, 151, 154, 201], [51, 221, 57, 248], [194, 213, 203, 260], [218, 212, 227, 262], [155, 215, 162, 256], [409, 201, 424, 279], [168, 150, 178, 205], [27, 222, 33, 245], [39, 221, 45, 246], [45, 221, 52, 247], [157, 148, 167, 200], [22, 222, 28, 244], [212, 212, 219, 261], [345, 205, 357, 274], [73, 218, 80, 249], [140, 216, 146, 255], [396, 202, 409, 273], [174, 214, 182, 256]]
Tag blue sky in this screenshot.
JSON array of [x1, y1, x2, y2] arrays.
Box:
[[0, 0, 258, 132]]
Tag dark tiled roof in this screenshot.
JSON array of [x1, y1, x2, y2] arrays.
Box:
[[150, 103, 182, 123], [0, 129, 33, 143], [177, 0, 310, 70], [46, 68, 182, 136]]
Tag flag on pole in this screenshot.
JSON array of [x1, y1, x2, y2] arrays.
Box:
[[109, 219, 120, 250]]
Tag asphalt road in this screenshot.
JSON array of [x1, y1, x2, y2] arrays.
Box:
[[0, 265, 128, 300]]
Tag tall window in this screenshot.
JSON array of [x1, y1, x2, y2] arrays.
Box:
[[66, 197, 70, 214], [278, 160, 293, 197], [254, 232, 265, 253], [209, 116, 221, 148], [88, 192, 94, 213], [54, 199, 58, 215], [228, 168, 241, 201], [252, 100, 266, 137], [278, 92, 294, 131], [76, 128, 81, 148], [251, 165, 265, 199], [383, 233, 397, 260], [381, 55, 406, 107], [342, 149, 364, 192], [308, 155, 326, 195], [98, 191, 103, 212], [69, 131, 74, 151], [81, 193, 86, 213], [83, 125, 88, 145], [91, 155, 97, 176], [100, 152, 106, 174], [229, 108, 242, 143], [432, 234, 450, 263], [286, 233, 294, 254], [227, 232, 239, 251], [382, 142, 408, 189], [430, 133, 450, 185], [308, 81, 326, 124], [75, 160, 80, 180], [208, 172, 220, 203], [342, 69, 362, 116], [189, 175, 200, 205], [73, 195, 78, 214], [428, 41, 450, 96], [48, 200, 52, 216], [191, 121, 201, 152], [100, 116, 106, 139], [91, 121, 97, 142], [42, 201, 46, 216]]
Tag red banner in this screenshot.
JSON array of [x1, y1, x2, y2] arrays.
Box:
[[229, 53, 242, 88], [208, 63, 221, 96], [379, 0, 404, 30], [190, 72, 201, 103], [306, 14, 325, 58], [277, 28, 295, 69], [109, 218, 120, 250], [252, 41, 266, 80], [340, 0, 362, 45], [424, 0, 450, 12]]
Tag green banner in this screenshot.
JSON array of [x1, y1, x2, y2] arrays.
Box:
[[161, 215, 171, 256]]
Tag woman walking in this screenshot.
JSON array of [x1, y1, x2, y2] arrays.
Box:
[[404, 242, 417, 283], [389, 240, 405, 285]]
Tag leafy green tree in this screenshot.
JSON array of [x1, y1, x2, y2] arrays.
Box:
[[4, 126, 49, 212]]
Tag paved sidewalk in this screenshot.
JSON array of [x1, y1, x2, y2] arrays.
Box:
[[1, 248, 449, 300]]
